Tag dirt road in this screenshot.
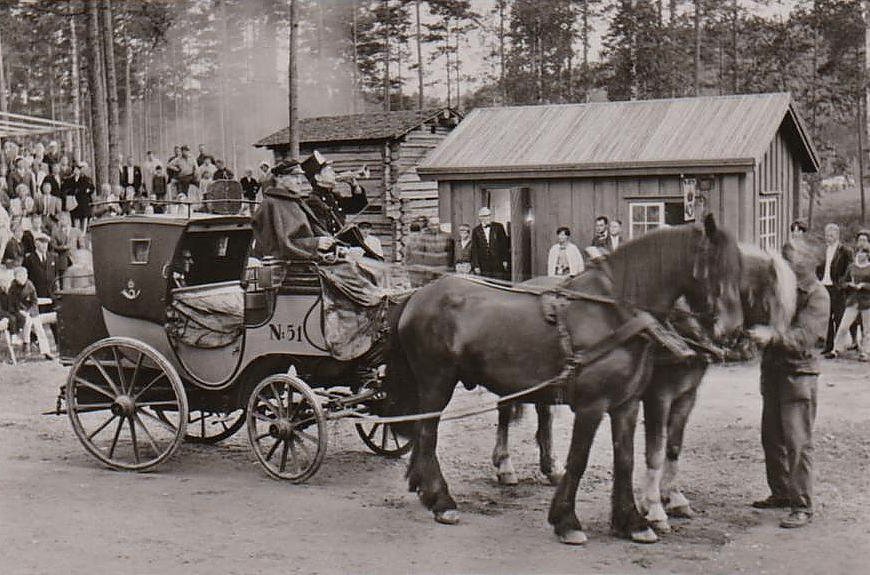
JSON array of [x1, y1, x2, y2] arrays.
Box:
[[1, 358, 868, 575]]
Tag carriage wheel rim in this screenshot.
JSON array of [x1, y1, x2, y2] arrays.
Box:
[[355, 422, 412, 457], [246, 374, 327, 483], [65, 337, 188, 472]]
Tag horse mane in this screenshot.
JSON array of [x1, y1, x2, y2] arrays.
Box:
[[739, 243, 797, 335], [602, 225, 703, 308]]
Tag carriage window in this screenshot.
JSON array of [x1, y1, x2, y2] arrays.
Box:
[[216, 236, 229, 257], [759, 195, 779, 250], [131, 239, 151, 264], [629, 202, 665, 238]]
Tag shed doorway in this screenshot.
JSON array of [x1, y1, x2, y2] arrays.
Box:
[[481, 187, 532, 282]]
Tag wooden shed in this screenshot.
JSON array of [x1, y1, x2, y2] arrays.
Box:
[[254, 108, 462, 261], [417, 93, 819, 280]]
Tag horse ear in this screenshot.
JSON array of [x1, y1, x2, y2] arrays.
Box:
[[703, 213, 718, 239]]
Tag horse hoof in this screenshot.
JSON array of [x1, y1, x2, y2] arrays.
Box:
[[650, 519, 671, 534], [434, 510, 460, 525], [497, 472, 519, 486], [546, 470, 565, 486], [631, 528, 659, 544], [558, 530, 588, 545], [667, 504, 695, 518]]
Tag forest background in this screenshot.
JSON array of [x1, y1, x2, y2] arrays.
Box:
[[0, 0, 867, 219]]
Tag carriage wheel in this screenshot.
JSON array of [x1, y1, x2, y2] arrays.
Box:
[[355, 422, 412, 457], [65, 337, 188, 472], [158, 408, 246, 444], [246, 374, 327, 482]]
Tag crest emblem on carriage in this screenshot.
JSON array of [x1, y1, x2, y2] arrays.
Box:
[[121, 279, 141, 300]]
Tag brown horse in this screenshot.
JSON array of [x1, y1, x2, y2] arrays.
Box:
[[382, 214, 744, 545], [491, 243, 797, 537], [637, 244, 797, 532]]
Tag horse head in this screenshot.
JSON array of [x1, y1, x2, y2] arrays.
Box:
[[682, 214, 744, 340], [739, 244, 797, 337]]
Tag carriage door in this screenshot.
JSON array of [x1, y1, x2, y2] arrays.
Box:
[[482, 187, 532, 282]]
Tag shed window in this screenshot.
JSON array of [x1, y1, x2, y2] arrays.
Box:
[[131, 239, 151, 264], [629, 201, 665, 238], [759, 195, 779, 250]]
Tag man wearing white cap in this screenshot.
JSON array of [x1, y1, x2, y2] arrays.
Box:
[[471, 206, 510, 280]]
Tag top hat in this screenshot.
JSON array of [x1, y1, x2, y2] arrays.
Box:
[[478, 206, 492, 217], [271, 159, 305, 177], [301, 150, 331, 181]]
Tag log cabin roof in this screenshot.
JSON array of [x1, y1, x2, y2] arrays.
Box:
[[254, 108, 461, 147], [417, 93, 819, 179]]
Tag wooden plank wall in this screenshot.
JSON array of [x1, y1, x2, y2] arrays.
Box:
[[392, 125, 454, 261], [754, 129, 798, 249], [443, 172, 756, 278]]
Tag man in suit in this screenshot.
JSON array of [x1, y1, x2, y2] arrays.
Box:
[[44, 163, 65, 204], [24, 233, 57, 300], [606, 219, 623, 252], [816, 223, 852, 355], [471, 206, 510, 280], [119, 156, 143, 196], [591, 215, 610, 249]]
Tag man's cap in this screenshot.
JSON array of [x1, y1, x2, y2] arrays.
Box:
[[301, 150, 331, 180], [34, 232, 50, 243], [478, 207, 492, 217], [181, 144, 190, 151], [272, 159, 305, 177]]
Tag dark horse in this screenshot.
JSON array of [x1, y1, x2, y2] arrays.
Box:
[[383, 215, 744, 544], [637, 243, 797, 532], [491, 243, 797, 538]]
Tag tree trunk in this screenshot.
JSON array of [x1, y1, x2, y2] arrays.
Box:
[[383, 0, 391, 111], [0, 26, 7, 113], [87, 0, 110, 191], [70, 16, 82, 161], [101, 0, 120, 167], [693, 0, 701, 96], [219, 0, 229, 160], [352, 0, 359, 113], [863, 0, 870, 221], [499, 0, 506, 104], [415, 0, 423, 109], [730, 0, 738, 94], [124, 30, 132, 157], [581, 0, 589, 102], [288, 0, 300, 159]]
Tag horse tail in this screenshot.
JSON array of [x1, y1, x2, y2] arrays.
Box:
[[380, 294, 418, 438]]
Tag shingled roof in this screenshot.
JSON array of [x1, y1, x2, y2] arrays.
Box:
[[418, 93, 819, 178], [254, 108, 459, 147]]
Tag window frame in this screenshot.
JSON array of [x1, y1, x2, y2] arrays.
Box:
[[130, 238, 151, 265], [628, 200, 666, 239], [758, 194, 779, 250]]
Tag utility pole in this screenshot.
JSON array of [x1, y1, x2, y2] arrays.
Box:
[[416, 0, 423, 110], [0, 25, 7, 113]]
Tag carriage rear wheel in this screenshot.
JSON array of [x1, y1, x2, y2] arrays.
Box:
[[246, 374, 327, 482], [65, 337, 188, 472], [355, 422, 412, 457]]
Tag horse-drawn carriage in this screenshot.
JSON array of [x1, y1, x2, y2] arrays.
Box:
[[52, 210, 410, 483]]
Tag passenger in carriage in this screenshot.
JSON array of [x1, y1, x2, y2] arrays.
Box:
[[171, 248, 194, 289], [251, 159, 335, 261]]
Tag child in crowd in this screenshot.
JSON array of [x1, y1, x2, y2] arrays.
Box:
[[832, 246, 870, 361], [152, 165, 168, 213], [6, 266, 53, 359]]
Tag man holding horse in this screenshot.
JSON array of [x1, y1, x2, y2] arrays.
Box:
[[749, 237, 829, 529]]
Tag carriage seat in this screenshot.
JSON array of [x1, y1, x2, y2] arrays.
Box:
[[167, 281, 245, 348]]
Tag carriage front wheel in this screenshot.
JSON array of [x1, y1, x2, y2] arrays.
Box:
[[246, 374, 327, 482], [355, 422, 412, 457], [65, 337, 188, 472]]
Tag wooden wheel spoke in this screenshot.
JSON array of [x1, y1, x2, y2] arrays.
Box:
[[268, 383, 286, 417], [89, 356, 121, 397], [252, 410, 276, 424], [128, 352, 144, 395], [73, 377, 116, 400], [255, 431, 272, 442], [87, 413, 118, 441], [279, 440, 291, 473], [128, 417, 140, 464], [388, 427, 402, 450], [292, 434, 312, 461], [138, 408, 178, 433], [265, 438, 282, 462], [108, 416, 125, 459], [257, 394, 281, 416], [294, 428, 319, 447], [365, 423, 381, 442], [111, 346, 128, 395], [132, 372, 167, 402], [132, 413, 161, 455]]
